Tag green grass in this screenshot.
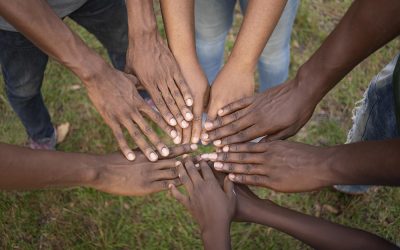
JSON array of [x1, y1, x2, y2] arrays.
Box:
[[1, 1, 400, 249]]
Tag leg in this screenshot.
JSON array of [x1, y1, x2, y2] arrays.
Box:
[[0, 30, 55, 145], [68, 0, 128, 71], [335, 54, 400, 194], [195, 0, 237, 84], [239, 0, 299, 92]]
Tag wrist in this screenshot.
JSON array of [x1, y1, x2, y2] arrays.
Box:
[[323, 146, 348, 185], [201, 223, 231, 249], [70, 51, 111, 85], [225, 55, 257, 75], [74, 154, 102, 188]]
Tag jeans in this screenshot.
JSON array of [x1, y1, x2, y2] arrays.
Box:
[[335, 54, 400, 194], [195, 0, 299, 92], [0, 0, 128, 141]]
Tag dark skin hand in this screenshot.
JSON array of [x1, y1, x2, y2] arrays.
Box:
[[0, 0, 178, 161], [169, 160, 235, 250], [202, 139, 400, 192], [236, 187, 398, 250], [0, 142, 197, 195], [202, 0, 400, 146], [125, 0, 194, 130]]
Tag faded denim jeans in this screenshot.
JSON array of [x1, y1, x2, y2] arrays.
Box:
[[195, 0, 299, 91], [0, 0, 128, 141], [335, 54, 400, 194]]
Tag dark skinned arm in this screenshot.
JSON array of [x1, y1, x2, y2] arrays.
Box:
[[203, 0, 400, 145], [0, 0, 178, 161], [234, 185, 398, 250], [0, 142, 196, 195]]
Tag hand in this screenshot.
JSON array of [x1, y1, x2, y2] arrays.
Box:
[[126, 34, 194, 129], [85, 66, 178, 162], [202, 64, 255, 145], [202, 141, 332, 192], [169, 160, 236, 235], [179, 62, 210, 144], [201, 78, 317, 146]]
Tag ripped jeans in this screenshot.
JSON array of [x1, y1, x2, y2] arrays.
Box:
[[336, 54, 400, 193]]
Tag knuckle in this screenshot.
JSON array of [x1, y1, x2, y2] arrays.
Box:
[[222, 153, 228, 162], [238, 153, 246, 161], [252, 175, 260, 184], [245, 164, 251, 174]]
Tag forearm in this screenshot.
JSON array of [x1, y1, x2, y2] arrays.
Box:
[[0, 0, 107, 82], [227, 0, 287, 73], [126, 0, 158, 45], [324, 139, 400, 186], [297, 0, 400, 104], [160, 0, 198, 66], [0, 143, 97, 190], [242, 198, 397, 250]]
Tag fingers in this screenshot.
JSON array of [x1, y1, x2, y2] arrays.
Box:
[[151, 91, 177, 127], [111, 124, 135, 161], [184, 160, 203, 184], [151, 178, 181, 192], [174, 74, 193, 107], [199, 160, 215, 180], [133, 115, 169, 157], [223, 176, 235, 199], [213, 162, 266, 175], [228, 174, 269, 187], [176, 161, 193, 194], [151, 168, 179, 181], [167, 79, 193, 122], [204, 109, 248, 132], [262, 128, 295, 141], [217, 96, 255, 117], [140, 103, 178, 140], [159, 83, 188, 129], [204, 119, 252, 145], [169, 183, 190, 208], [121, 119, 158, 162], [166, 144, 198, 159], [191, 101, 203, 144], [218, 125, 261, 146], [181, 126, 192, 144], [173, 125, 183, 145], [221, 143, 267, 153], [201, 152, 263, 164]]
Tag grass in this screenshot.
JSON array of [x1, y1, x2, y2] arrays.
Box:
[[1, 0, 400, 249]]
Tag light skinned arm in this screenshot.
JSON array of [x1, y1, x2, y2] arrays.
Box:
[[125, 0, 194, 132], [235, 186, 398, 250], [0, 0, 178, 161], [203, 0, 400, 145], [160, 0, 209, 144], [204, 0, 287, 131], [0, 142, 196, 195]]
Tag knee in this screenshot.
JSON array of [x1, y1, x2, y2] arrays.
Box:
[[5, 75, 42, 100]]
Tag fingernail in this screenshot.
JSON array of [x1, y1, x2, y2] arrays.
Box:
[[213, 140, 221, 146], [204, 122, 213, 130], [201, 133, 209, 140], [127, 152, 135, 161], [208, 153, 217, 160], [175, 161, 181, 166], [195, 163, 200, 168], [201, 154, 209, 159], [185, 112, 193, 121], [170, 130, 177, 138], [181, 120, 189, 128], [229, 173, 235, 180], [186, 98, 193, 106], [191, 137, 199, 144], [190, 144, 198, 150], [173, 136, 181, 144], [201, 140, 209, 146], [223, 145, 229, 152], [161, 147, 169, 157], [168, 183, 174, 189], [149, 152, 158, 161], [214, 162, 223, 169], [170, 118, 177, 126], [218, 109, 224, 116]]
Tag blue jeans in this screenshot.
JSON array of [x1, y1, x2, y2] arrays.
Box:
[[195, 0, 299, 91], [0, 0, 128, 141], [335, 54, 400, 193]]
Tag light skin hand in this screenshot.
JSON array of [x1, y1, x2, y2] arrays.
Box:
[[202, 141, 331, 192], [169, 160, 235, 250], [202, 78, 317, 146], [85, 67, 178, 162]]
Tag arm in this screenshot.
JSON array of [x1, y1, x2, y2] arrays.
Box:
[[204, 0, 287, 125], [125, 0, 194, 132], [203, 0, 400, 145], [0, 0, 177, 161], [202, 139, 400, 192], [235, 189, 398, 250], [160, 0, 209, 144], [0, 142, 196, 195]]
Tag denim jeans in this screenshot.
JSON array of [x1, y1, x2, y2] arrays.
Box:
[[335, 54, 400, 194], [195, 0, 299, 92], [0, 0, 128, 141]]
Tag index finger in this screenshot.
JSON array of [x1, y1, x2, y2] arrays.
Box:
[[162, 144, 198, 159], [174, 74, 193, 107]]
